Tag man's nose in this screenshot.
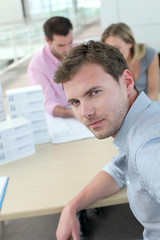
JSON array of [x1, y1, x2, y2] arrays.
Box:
[[80, 102, 94, 119], [64, 44, 72, 53]]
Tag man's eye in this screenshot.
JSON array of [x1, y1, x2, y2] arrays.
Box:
[[71, 100, 79, 106], [90, 90, 101, 96]]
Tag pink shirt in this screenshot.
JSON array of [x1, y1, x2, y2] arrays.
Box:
[[28, 44, 76, 116]]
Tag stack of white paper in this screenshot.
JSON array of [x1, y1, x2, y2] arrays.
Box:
[[0, 117, 35, 165], [0, 84, 6, 122], [46, 114, 94, 144], [6, 85, 50, 145]]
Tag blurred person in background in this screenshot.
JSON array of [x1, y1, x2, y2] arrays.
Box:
[[28, 16, 76, 118], [101, 22, 159, 100]]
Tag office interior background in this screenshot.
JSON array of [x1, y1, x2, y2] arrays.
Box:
[[0, 0, 101, 72], [0, 1, 160, 240], [0, 0, 160, 74]]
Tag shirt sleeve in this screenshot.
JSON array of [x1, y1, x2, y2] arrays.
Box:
[[28, 66, 63, 116], [136, 137, 160, 203], [102, 150, 127, 188]]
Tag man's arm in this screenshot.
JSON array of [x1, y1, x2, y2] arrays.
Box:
[[53, 105, 75, 118], [56, 170, 120, 240], [28, 66, 73, 117], [28, 67, 58, 115]]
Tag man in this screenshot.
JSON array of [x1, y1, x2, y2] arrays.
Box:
[[28, 16, 76, 118], [54, 40, 160, 240]]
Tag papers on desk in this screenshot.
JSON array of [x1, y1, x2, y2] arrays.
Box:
[[0, 84, 6, 122], [46, 114, 94, 144], [0, 176, 9, 209]]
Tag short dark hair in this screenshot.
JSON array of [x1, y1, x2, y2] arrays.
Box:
[[43, 16, 73, 41], [54, 40, 129, 84]]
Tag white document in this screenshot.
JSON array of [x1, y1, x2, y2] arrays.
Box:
[[46, 114, 94, 144]]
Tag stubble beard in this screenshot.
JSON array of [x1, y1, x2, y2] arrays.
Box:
[[88, 102, 128, 140], [89, 123, 120, 140]]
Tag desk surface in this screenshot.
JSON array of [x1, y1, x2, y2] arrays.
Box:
[[0, 137, 128, 221]]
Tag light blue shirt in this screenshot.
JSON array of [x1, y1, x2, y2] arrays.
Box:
[[103, 92, 160, 239]]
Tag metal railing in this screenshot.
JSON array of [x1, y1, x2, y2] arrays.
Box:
[[0, 2, 100, 73]]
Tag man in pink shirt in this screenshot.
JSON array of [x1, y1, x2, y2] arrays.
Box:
[[28, 16, 76, 118]]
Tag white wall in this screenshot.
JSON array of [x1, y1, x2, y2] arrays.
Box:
[[100, 0, 160, 52], [0, 0, 24, 24]]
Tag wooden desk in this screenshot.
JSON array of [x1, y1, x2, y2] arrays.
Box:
[[0, 137, 128, 221]]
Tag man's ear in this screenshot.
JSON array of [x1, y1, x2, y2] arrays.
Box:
[[121, 69, 134, 95], [45, 36, 50, 44]]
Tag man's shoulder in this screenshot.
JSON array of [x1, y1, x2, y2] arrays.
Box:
[[29, 46, 46, 67], [72, 42, 80, 47], [28, 44, 54, 71], [129, 101, 160, 145]]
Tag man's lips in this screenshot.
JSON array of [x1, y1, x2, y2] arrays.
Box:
[[88, 119, 104, 128]]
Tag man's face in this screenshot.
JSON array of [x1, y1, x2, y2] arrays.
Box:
[[64, 63, 130, 139], [47, 29, 73, 60]]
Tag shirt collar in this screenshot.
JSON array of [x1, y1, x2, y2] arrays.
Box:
[[45, 44, 61, 66], [45, 42, 78, 66], [113, 92, 152, 150]]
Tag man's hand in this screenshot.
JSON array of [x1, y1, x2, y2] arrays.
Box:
[[53, 105, 75, 118], [56, 204, 80, 240], [56, 170, 120, 239]]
